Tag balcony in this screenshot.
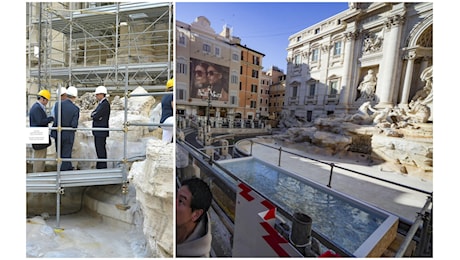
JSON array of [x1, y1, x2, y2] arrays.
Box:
[[304, 95, 317, 105], [324, 94, 339, 104], [288, 96, 299, 105]]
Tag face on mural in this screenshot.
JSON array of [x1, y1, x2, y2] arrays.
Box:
[[194, 64, 208, 87], [207, 65, 222, 85]]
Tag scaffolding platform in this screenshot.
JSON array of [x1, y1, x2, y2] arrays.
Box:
[[26, 168, 124, 193]]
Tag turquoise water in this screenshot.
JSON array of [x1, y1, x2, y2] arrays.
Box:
[[218, 157, 386, 253]]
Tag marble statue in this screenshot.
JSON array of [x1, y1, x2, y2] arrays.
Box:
[[357, 69, 377, 100]]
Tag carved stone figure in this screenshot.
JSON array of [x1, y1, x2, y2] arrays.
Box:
[[412, 66, 433, 121], [362, 30, 383, 54], [407, 100, 430, 123], [349, 101, 376, 125], [357, 69, 377, 100]]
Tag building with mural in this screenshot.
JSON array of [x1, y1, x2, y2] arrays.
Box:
[[176, 16, 268, 125]]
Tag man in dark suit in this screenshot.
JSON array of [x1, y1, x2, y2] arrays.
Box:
[[29, 89, 54, 172], [51, 86, 80, 171], [91, 85, 111, 169]]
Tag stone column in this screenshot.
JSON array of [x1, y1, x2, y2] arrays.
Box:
[[399, 49, 416, 106], [340, 30, 359, 107], [375, 14, 405, 108]]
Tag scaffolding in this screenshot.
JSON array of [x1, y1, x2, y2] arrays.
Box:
[[26, 2, 174, 228], [26, 2, 173, 103]]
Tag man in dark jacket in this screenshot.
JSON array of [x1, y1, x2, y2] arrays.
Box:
[[51, 86, 80, 171], [29, 89, 54, 172], [160, 78, 174, 143], [91, 85, 110, 169]]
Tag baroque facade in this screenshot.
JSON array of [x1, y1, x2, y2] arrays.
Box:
[[284, 2, 433, 123]]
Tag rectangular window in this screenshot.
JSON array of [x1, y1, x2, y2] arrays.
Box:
[[215, 47, 220, 57], [253, 56, 260, 65], [292, 86, 298, 97], [329, 80, 339, 95], [232, 53, 239, 61], [177, 63, 187, 74], [231, 96, 237, 105], [309, 83, 316, 96], [294, 54, 301, 65], [202, 43, 211, 53], [231, 74, 238, 84], [311, 49, 319, 62], [178, 33, 186, 46], [252, 70, 259, 78], [250, 100, 257, 108], [178, 89, 185, 100], [333, 41, 342, 56], [307, 111, 312, 122], [251, 84, 257, 93]]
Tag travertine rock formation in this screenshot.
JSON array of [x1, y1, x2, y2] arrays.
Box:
[[128, 139, 174, 257]]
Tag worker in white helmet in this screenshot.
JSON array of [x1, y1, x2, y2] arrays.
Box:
[[160, 79, 174, 143], [51, 87, 68, 119], [51, 86, 80, 171], [91, 85, 110, 169]]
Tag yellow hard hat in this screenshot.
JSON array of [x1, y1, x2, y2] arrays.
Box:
[[166, 78, 174, 90], [38, 89, 51, 100]]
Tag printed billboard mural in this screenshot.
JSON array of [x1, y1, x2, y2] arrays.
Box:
[[190, 58, 229, 101]]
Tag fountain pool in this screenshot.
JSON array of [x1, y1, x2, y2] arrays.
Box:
[[216, 156, 399, 257]]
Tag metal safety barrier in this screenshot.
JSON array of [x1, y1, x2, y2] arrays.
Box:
[[26, 168, 124, 193]]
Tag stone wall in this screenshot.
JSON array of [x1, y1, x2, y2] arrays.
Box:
[[128, 140, 174, 257]]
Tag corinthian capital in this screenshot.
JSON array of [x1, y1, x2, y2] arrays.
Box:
[[385, 14, 405, 29], [344, 31, 358, 41]]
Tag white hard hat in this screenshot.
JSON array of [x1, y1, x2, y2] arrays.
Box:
[[95, 85, 108, 95], [66, 86, 78, 98], [56, 87, 67, 96]]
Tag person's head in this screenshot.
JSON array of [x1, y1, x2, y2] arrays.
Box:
[[94, 85, 107, 101], [176, 178, 212, 227], [166, 78, 174, 92], [194, 62, 209, 87], [66, 86, 78, 100], [57, 87, 67, 100], [37, 89, 51, 105], [207, 64, 222, 85]]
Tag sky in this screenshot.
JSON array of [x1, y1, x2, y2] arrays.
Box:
[[176, 1, 349, 72]]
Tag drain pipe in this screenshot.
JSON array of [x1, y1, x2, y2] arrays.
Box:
[[289, 212, 316, 256]]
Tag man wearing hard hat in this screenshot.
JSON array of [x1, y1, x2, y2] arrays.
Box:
[[91, 85, 111, 169], [51, 86, 80, 171], [160, 79, 174, 143], [29, 89, 54, 172], [51, 87, 68, 119]]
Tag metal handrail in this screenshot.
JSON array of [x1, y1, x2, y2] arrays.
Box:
[[395, 195, 432, 257], [248, 140, 432, 196]]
